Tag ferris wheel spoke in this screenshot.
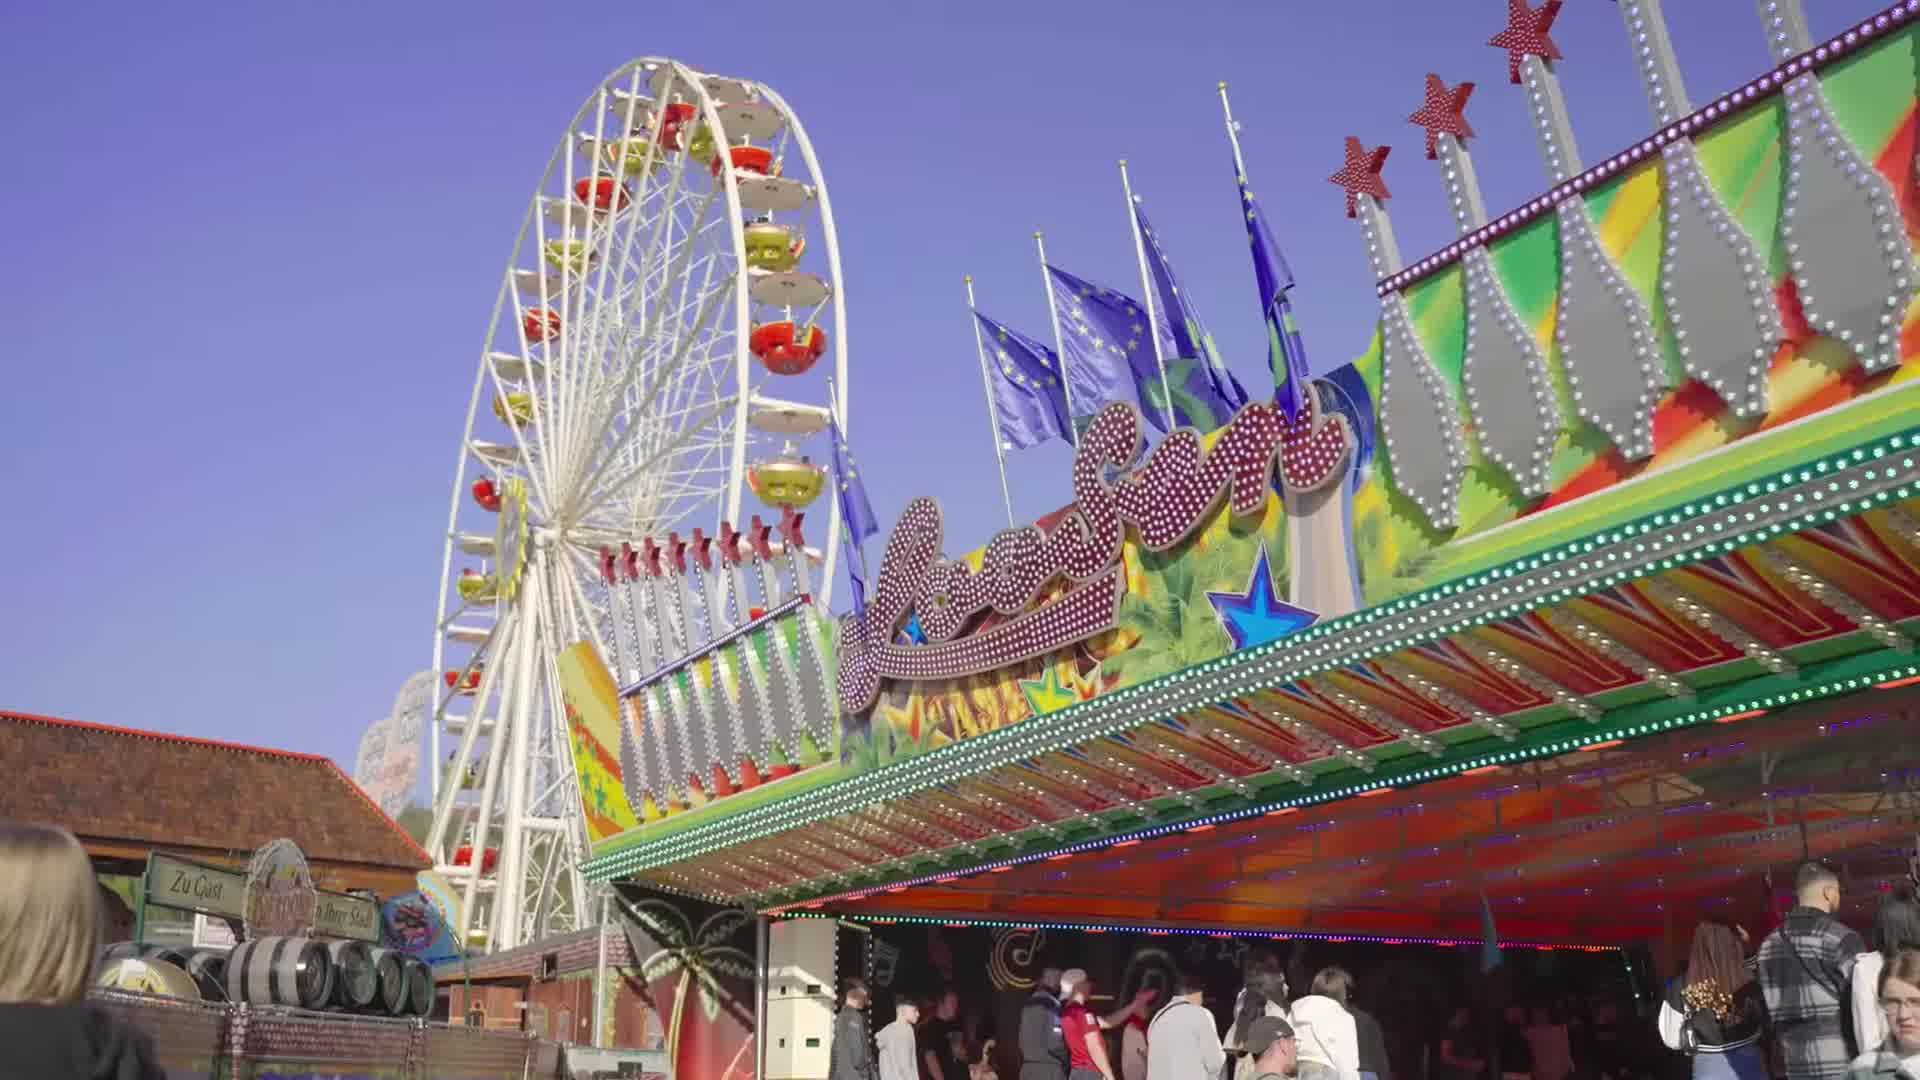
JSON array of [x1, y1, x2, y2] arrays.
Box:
[[554, 544, 619, 669], [555, 270, 737, 520], [518, 210, 577, 507], [560, 179, 722, 493], [606, 397, 733, 507], [572, 394, 740, 524], [425, 606, 516, 857], [626, 380, 737, 516], [557, 74, 655, 480]]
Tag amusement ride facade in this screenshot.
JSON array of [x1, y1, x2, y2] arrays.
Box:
[[428, 1, 1920, 1075]]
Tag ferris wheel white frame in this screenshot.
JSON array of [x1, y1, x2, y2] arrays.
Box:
[[423, 57, 851, 953]]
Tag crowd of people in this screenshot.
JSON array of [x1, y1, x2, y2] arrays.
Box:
[[1654, 862, 1920, 1080], [826, 863, 1920, 1080]]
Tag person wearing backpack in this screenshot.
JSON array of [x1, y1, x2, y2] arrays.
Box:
[[1659, 921, 1769, 1080]]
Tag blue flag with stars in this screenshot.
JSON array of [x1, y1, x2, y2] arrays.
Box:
[[1237, 160, 1319, 421], [828, 416, 877, 624], [974, 312, 1073, 450], [1134, 199, 1250, 425], [1045, 264, 1177, 433]]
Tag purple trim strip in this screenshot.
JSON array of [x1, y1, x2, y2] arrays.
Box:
[[1375, 0, 1919, 296]]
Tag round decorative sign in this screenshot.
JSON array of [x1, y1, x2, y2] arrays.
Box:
[[244, 838, 318, 938]]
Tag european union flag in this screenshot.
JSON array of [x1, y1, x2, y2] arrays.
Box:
[[973, 312, 1073, 450], [1134, 199, 1250, 424], [1237, 162, 1318, 421], [1045, 265, 1174, 433], [828, 416, 877, 622]]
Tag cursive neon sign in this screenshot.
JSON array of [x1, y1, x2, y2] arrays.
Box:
[[839, 400, 1327, 714]]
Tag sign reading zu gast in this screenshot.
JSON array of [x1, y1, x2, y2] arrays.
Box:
[[148, 854, 245, 921], [142, 843, 381, 943]]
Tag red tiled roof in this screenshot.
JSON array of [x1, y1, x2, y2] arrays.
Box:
[[0, 709, 430, 871]]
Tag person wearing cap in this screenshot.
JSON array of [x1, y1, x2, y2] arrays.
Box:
[[1245, 1016, 1300, 1080], [1147, 970, 1229, 1080], [1061, 968, 1156, 1080], [1021, 967, 1071, 1080]]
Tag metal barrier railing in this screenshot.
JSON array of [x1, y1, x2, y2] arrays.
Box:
[[89, 988, 577, 1079]]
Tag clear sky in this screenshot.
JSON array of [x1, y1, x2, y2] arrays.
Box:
[[0, 0, 1893, 790]]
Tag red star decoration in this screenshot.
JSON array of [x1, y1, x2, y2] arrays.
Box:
[[1488, 0, 1564, 85], [666, 531, 689, 574], [1328, 137, 1392, 219], [1408, 73, 1476, 160]]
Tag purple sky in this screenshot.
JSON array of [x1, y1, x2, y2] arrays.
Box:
[[0, 0, 1893, 790]]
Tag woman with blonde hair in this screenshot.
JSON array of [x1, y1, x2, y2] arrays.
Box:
[[0, 821, 164, 1079]]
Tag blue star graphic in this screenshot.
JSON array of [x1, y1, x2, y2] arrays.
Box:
[[1206, 544, 1318, 650]]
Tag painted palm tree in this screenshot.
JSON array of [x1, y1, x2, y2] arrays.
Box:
[[1106, 528, 1263, 687], [621, 897, 757, 1080]]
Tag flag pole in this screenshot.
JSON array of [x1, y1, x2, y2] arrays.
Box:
[[1033, 230, 1079, 444], [1119, 159, 1177, 431], [964, 275, 1018, 527], [1218, 81, 1250, 181]]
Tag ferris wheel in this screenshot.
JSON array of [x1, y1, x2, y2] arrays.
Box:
[[424, 58, 849, 953]]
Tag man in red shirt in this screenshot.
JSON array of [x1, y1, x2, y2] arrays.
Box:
[[1060, 969, 1153, 1080]]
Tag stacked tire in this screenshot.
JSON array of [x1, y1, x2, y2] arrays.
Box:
[[325, 940, 379, 1010], [400, 956, 433, 1017], [366, 947, 408, 1014], [224, 936, 335, 1011]]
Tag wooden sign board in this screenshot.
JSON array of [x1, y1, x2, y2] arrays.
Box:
[[139, 851, 381, 943], [145, 854, 245, 920], [313, 890, 382, 944]]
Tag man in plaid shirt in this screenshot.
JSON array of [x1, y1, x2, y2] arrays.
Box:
[[1756, 862, 1868, 1080]]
